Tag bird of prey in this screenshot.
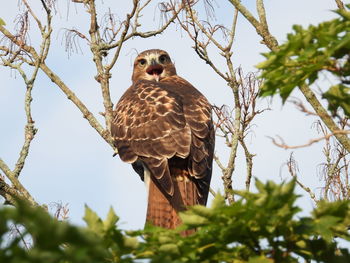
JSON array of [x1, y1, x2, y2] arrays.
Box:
[[111, 49, 214, 230]]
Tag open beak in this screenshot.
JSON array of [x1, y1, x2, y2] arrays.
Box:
[[146, 59, 164, 82]]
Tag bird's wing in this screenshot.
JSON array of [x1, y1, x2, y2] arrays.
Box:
[[111, 79, 192, 196], [163, 76, 215, 205]]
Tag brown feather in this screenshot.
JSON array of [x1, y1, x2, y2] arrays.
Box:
[[146, 158, 198, 235], [111, 49, 215, 234]]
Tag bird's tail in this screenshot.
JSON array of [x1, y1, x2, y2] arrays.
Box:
[[145, 166, 197, 235]]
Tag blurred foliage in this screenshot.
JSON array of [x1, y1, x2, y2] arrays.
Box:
[[1, 180, 350, 262], [258, 6, 350, 117]]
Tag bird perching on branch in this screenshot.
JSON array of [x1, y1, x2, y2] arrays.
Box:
[[111, 49, 214, 231]]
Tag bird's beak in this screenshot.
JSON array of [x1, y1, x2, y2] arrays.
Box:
[[146, 59, 164, 82], [150, 58, 158, 66]]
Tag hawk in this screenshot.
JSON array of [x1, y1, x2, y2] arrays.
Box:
[[111, 49, 214, 231]]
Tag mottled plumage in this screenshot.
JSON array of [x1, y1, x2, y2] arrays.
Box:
[[111, 49, 214, 231]]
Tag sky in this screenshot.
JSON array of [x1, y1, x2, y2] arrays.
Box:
[[0, 0, 346, 230]]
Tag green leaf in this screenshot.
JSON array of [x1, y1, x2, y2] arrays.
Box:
[[314, 216, 340, 243], [180, 212, 208, 226], [0, 18, 5, 26], [210, 192, 225, 209], [281, 179, 296, 195], [103, 207, 119, 231], [83, 205, 103, 235], [248, 256, 273, 263], [256, 54, 277, 69], [190, 205, 213, 218], [323, 84, 350, 117], [158, 234, 173, 244], [159, 243, 180, 254], [123, 236, 139, 249], [254, 178, 265, 193], [2, 181, 350, 262]]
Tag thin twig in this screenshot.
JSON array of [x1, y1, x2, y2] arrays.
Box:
[[240, 139, 255, 191], [268, 130, 350, 150], [13, 224, 30, 250], [228, 0, 278, 49], [256, 0, 268, 33], [286, 153, 317, 202], [87, 0, 114, 133]]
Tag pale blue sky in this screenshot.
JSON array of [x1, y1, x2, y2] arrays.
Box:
[[0, 0, 343, 229]]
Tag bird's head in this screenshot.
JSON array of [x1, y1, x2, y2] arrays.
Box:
[[132, 49, 177, 83]]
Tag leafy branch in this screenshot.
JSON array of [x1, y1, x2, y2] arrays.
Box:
[[2, 180, 350, 262], [257, 6, 350, 153]]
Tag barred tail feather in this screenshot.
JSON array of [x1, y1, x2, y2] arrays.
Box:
[[146, 177, 180, 229], [146, 166, 198, 235]]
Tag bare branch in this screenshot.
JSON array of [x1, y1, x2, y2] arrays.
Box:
[[286, 153, 317, 202], [0, 174, 17, 205], [288, 97, 317, 116], [50, 202, 70, 220], [209, 187, 217, 197], [22, 0, 43, 31], [61, 28, 90, 56], [227, 8, 239, 50], [213, 153, 226, 172], [13, 224, 30, 250], [299, 85, 350, 153], [40, 61, 113, 147], [0, 46, 35, 65], [228, 0, 278, 50], [101, 10, 124, 44], [212, 70, 264, 199], [241, 139, 255, 191], [317, 121, 350, 201], [0, 0, 116, 209], [1, 1, 50, 182], [105, 1, 183, 50], [0, 159, 38, 206], [268, 130, 350, 150], [256, 0, 268, 34], [40, 0, 53, 15], [335, 0, 345, 9], [0, 24, 37, 60], [106, 0, 139, 72]]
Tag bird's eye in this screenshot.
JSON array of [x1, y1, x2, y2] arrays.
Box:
[[138, 59, 147, 66], [159, 55, 168, 64]]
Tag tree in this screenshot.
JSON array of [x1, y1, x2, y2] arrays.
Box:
[[0, 0, 350, 262], [2, 180, 350, 262]]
